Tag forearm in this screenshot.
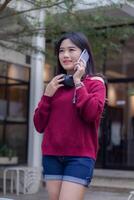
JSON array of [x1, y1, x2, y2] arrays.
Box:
[[75, 83, 106, 122], [33, 95, 52, 133]]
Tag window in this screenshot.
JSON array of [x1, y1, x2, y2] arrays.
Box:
[[0, 61, 30, 164]]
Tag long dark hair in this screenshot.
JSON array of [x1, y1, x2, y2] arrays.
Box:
[[54, 32, 95, 75]]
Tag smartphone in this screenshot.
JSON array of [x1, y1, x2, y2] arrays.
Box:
[[78, 49, 89, 66]]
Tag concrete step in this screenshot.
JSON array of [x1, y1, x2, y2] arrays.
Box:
[[91, 169, 134, 191]]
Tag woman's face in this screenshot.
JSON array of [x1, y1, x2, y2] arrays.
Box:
[[59, 39, 82, 74]]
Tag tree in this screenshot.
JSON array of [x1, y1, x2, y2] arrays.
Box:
[[0, 0, 12, 12], [0, 0, 134, 72], [44, 0, 134, 72]]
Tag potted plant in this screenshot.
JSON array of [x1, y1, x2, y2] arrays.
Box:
[[0, 145, 18, 165]]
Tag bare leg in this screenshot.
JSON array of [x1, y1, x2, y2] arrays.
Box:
[[46, 180, 62, 200], [59, 181, 86, 200]]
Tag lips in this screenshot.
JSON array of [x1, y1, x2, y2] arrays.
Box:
[[63, 60, 72, 64]]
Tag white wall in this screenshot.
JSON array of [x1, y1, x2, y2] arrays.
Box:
[[0, 46, 30, 67]]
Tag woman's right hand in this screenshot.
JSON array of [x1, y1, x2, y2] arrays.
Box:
[[44, 74, 64, 97]]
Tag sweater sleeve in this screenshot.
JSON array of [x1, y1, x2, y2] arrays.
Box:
[[75, 80, 106, 123], [33, 95, 52, 133]]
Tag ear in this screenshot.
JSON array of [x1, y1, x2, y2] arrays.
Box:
[[91, 76, 105, 84]]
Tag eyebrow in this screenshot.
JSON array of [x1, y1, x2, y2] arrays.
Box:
[[59, 46, 77, 49]]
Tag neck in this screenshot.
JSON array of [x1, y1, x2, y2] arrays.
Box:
[[67, 70, 74, 75]]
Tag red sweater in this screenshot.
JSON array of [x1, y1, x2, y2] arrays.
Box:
[[33, 76, 106, 160]]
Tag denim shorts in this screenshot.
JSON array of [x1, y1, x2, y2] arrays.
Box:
[[42, 155, 95, 187]]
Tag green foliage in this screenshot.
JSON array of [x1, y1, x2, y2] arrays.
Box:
[[0, 145, 17, 159], [44, 1, 134, 72], [0, 0, 134, 72]]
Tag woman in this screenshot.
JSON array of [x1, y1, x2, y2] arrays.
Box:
[[33, 32, 106, 200]]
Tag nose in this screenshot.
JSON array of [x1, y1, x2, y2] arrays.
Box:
[[63, 50, 69, 58]]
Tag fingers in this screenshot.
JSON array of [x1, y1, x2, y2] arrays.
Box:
[[57, 83, 64, 88], [57, 78, 64, 83], [52, 74, 64, 87], [74, 63, 81, 71], [79, 59, 86, 67], [74, 60, 85, 71], [53, 74, 64, 81], [45, 74, 64, 97], [73, 61, 85, 82], [74, 63, 85, 75]]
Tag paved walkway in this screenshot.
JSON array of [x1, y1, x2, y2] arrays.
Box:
[[0, 186, 131, 200]]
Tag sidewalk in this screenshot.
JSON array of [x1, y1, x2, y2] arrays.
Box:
[[0, 185, 131, 200]]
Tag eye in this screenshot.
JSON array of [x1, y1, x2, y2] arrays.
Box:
[[69, 48, 75, 52], [59, 49, 64, 53]]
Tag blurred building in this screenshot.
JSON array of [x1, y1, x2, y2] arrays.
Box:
[[0, 0, 134, 171]]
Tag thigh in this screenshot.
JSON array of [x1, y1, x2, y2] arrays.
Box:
[[59, 181, 86, 200], [46, 180, 62, 200], [42, 156, 64, 200]]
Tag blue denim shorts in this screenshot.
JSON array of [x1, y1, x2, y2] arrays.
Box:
[[42, 155, 95, 187]]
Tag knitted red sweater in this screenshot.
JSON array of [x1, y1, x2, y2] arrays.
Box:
[[33, 76, 106, 160]]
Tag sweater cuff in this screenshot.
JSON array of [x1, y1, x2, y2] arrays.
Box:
[[75, 84, 87, 94], [75, 86, 88, 103], [41, 94, 52, 103], [37, 95, 52, 110]]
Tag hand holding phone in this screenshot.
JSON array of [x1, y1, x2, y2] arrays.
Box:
[[78, 49, 89, 67], [61, 49, 89, 87], [73, 49, 89, 84]]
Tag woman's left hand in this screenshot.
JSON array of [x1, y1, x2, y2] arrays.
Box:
[[73, 60, 86, 84]]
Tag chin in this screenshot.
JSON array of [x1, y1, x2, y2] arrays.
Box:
[[63, 66, 74, 71]]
